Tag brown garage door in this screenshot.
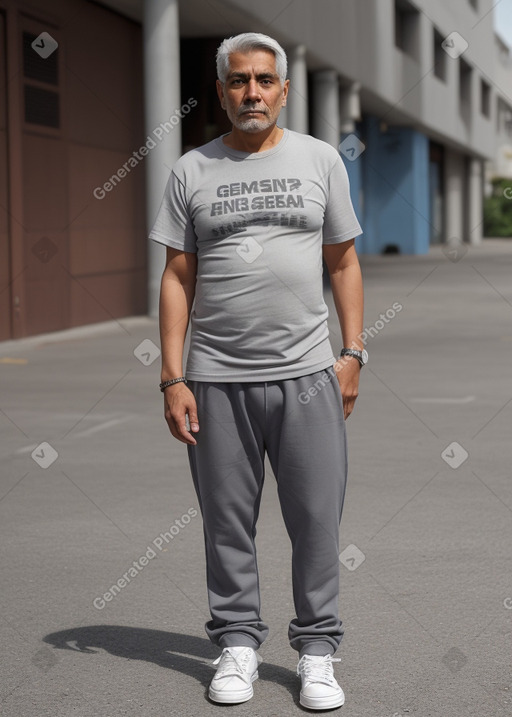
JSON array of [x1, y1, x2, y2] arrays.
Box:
[[0, 11, 11, 340]]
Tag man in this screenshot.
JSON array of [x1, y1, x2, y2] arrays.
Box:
[[149, 32, 365, 711]]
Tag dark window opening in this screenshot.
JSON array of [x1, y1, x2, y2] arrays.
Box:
[[395, 0, 421, 61], [459, 58, 472, 124], [24, 85, 59, 128], [23, 31, 58, 85], [481, 79, 491, 117], [22, 28, 60, 129], [433, 27, 447, 81]]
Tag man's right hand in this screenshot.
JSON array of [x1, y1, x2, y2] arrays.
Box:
[[163, 383, 200, 445]]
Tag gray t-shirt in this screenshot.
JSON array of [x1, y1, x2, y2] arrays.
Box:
[[149, 128, 362, 382]]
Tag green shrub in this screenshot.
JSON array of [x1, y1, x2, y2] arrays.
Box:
[[484, 178, 512, 237]]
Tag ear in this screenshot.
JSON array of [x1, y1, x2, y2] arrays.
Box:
[[281, 78, 290, 107], [216, 79, 226, 110]]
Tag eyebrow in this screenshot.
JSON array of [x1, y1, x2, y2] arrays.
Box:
[[226, 71, 278, 81]]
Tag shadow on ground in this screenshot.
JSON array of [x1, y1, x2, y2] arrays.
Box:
[[44, 626, 304, 707]]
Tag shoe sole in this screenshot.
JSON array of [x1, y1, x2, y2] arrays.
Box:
[[299, 690, 345, 710], [209, 671, 258, 704]]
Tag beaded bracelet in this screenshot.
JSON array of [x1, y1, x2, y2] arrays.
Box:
[[159, 377, 187, 392]]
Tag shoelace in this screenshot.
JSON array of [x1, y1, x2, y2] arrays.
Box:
[[297, 654, 341, 686], [212, 648, 254, 679]]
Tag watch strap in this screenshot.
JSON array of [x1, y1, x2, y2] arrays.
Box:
[[339, 348, 365, 366]]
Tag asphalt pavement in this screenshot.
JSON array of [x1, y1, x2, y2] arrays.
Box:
[[1, 239, 511, 717]]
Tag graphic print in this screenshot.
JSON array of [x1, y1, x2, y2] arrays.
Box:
[[209, 177, 308, 238]]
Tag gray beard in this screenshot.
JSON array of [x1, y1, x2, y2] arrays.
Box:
[[234, 114, 274, 133]]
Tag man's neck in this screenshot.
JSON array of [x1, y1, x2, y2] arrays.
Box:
[[222, 124, 284, 153]]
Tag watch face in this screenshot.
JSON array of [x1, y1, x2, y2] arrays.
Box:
[[361, 349, 369, 365]]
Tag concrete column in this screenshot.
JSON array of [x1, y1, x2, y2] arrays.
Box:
[[444, 41, 460, 129], [287, 45, 308, 134], [339, 81, 361, 134], [143, 0, 181, 317], [278, 103, 289, 129], [444, 148, 464, 244], [372, 0, 395, 100], [468, 157, 483, 245], [311, 70, 339, 148], [418, 10, 431, 75]]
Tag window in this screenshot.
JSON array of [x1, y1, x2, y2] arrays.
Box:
[[497, 97, 512, 138], [496, 34, 511, 67], [22, 30, 60, 129], [433, 27, 447, 81], [24, 85, 59, 126], [459, 58, 472, 108], [394, 0, 420, 61], [23, 31, 58, 85], [480, 79, 490, 117]]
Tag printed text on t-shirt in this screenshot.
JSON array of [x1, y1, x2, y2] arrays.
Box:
[[210, 178, 304, 217]]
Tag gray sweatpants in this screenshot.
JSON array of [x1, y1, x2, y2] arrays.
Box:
[[187, 364, 348, 657]]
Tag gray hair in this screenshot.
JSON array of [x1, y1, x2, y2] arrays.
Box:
[[216, 33, 288, 84]]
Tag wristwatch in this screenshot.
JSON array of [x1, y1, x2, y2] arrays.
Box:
[[339, 348, 368, 367]]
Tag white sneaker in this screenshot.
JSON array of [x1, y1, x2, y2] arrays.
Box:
[[209, 646, 260, 704], [297, 654, 345, 710]]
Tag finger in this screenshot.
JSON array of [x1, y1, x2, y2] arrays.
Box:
[[173, 413, 198, 445], [343, 396, 354, 419], [165, 414, 184, 442], [186, 404, 200, 433], [165, 409, 197, 445]]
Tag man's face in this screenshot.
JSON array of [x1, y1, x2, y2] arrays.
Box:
[[216, 49, 289, 134]]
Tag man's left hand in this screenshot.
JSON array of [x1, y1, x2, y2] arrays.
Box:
[[333, 357, 361, 420]]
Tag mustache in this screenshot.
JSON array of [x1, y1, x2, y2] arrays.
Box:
[[237, 106, 268, 116]]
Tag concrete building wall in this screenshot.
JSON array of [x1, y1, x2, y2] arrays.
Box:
[[225, 0, 496, 158], [196, 0, 504, 255], [2, 0, 512, 337], [492, 34, 512, 178]]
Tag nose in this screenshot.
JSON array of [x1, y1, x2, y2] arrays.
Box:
[[245, 79, 261, 102]]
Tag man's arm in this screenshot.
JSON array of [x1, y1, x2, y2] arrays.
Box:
[[159, 246, 199, 444], [322, 239, 364, 419]]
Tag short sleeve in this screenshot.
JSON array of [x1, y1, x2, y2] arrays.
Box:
[[322, 155, 362, 244], [148, 170, 197, 253]]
